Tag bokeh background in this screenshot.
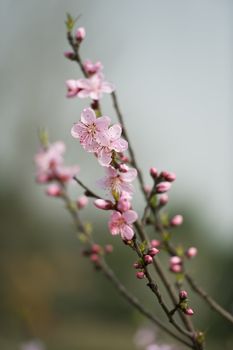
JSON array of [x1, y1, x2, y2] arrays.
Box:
[[0, 0, 233, 349]]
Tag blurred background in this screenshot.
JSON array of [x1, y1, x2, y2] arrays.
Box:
[[0, 0, 232, 349]]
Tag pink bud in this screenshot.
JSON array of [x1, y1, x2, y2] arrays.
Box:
[[185, 308, 194, 316], [90, 253, 99, 262], [75, 27, 86, 42], [77, 195, 89, 209], [105, 244, 113, 254], [186, 247, 198, 258], [36, 173, 49, 184], [170, 215, 183, 227], [120, 154, 129, 163], [150, 167, 158, 178], [94, 199, 113, 210], [136, 271, 145, 279], [156, 182, 171, 194], [170, 264, 182, 273], [161, 171, 176, 182], [150, 239, 160, 248], [133, 262, 142, 269], [46, 184, 62, 197], [148, 247, 160, 257], [170, 256, 182, 265], [144, 255, 153, 264], [91, 244, 101, 254], [179, 290, 188, 300], [64, 51, 74, 59], [159, 194, 169, 206]]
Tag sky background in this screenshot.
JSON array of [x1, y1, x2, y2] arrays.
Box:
[[1, 0, 232, 245]]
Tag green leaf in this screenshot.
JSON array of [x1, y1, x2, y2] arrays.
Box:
[[139, 240, 148, 254], [65, 13, 75, 32], [150, 194, 157, 209]]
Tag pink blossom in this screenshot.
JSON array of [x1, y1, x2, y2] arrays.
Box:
[[108, 210, 138, 240], [117, 193, 131, 212], [150, 167, 158, 178], [66, 80, 81, 97], [150, 239, 161, 248], [97, 166, 137, 197], [136, 271, 145, 279], [179, 290, 188, 300], [55, 165, 79, 182], [161, 171, 176, 182], [96, 124, 128, 166], [185, 308, 194, 316], [159, 194, 169, 206], [170, 256, 182, 265], [71, 107, 111, 152], [75, 73, 114, 100], [144, 254, 153, 264], [83, 59, 103, 75], [148, 247, 160, 257]]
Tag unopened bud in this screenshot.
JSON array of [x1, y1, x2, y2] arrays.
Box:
[[186, 247, 198, 258], [75, 27, 86, 42], [64, 51, 75, 60], [148, 247, 160, 257], [170, 256, 182, 265], [90, 253, 99, 262], [170, 264, 182, 273], [133, 262, 142, 269], [119, 164, 128, 173], [46, 184, 62, 197], [161, 171, 176, 182], [94, 199, 113, 210], [136, 271, 145, 279], [91, 244, 101, 254], [150, 167, 158, 178], [185, 308, 194, 316], [156, 182, 171, 194], [77, 195, 89, 209], [143, 185, 152, 195], [179, 290, 188, 300], [170, 215, 183, 227], [144, 255, 153, 264], [150, 239, 160, 248], [159, 194, 169, 206]]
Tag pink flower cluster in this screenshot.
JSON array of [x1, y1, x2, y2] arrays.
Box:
[[71, 105, 138, 241], [66, 59, 114, 100], [34, 141, 79, 196]]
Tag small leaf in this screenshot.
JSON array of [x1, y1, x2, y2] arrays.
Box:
[[139, 240, 148, 254], [65, 13, 75, 32], [150, 194, 157, 209]]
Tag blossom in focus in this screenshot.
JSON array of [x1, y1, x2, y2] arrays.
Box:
[[108, 210, 138, 240], [97, 166, 137, 197], [83, 59, 103, 75], [96, 124, 128, 166], [73, 73, 114, 100], [71, 107, 110, 152]]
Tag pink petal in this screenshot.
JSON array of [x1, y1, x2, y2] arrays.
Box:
[[77, 90, 91, 98], [95, 116, 111, 131], [80, 107, 96, 125], [111, 138, 128, 152], [108, 124, 122, 141], [71, 123, 81, 138], [101, 81, 115, 93], [106, 166, 118, 177], [98, 148, 112, 166], [90, 91, 102, 100], [77, 78, 91, 90], [121, 225, 134, 240], [123, 210, 138, 224], [121, 168, 137, 182], [66, 79, 78, 90]]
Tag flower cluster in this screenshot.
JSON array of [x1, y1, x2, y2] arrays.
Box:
[[34, 141, 79, 196]]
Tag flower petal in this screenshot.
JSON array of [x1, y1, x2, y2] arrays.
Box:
[[121, 225, 134, 240], [108, 124, 122, 141], [81, 108, 96, 125], [123, 210, 138, 224], [98, 148, 112, 166]]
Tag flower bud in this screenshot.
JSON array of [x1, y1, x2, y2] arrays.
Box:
[[161, 171, 176, 182], [150, 167, 158, 178], [143, 185, 152, 195], [119, 164, 128, 173], [46, 184, 62, 197], [94, 199, 113, 210], [170, 264, 182, 273], [133, 262, 142, 269], [185, 308, 194, 316], [170, 256, 182, 265], [105, 244, 113, 254], [136, 271, 145, 279], [170, 215, 183, 227], [64, 51, 75, 60], [91, 244, 101, 254], [77, 195, 89, 209], [75, 27, 86, 42], [186, 247, 198, 258], [156, 182, 171, 194], [150, 239, 160, 248], [159, 194, 169, 206], [90, 253, 99, 262], [148, 247, 160, 257], [144, 255, 153, 264], [117, 196, 131, 212], [179, 290, 188, 300]]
